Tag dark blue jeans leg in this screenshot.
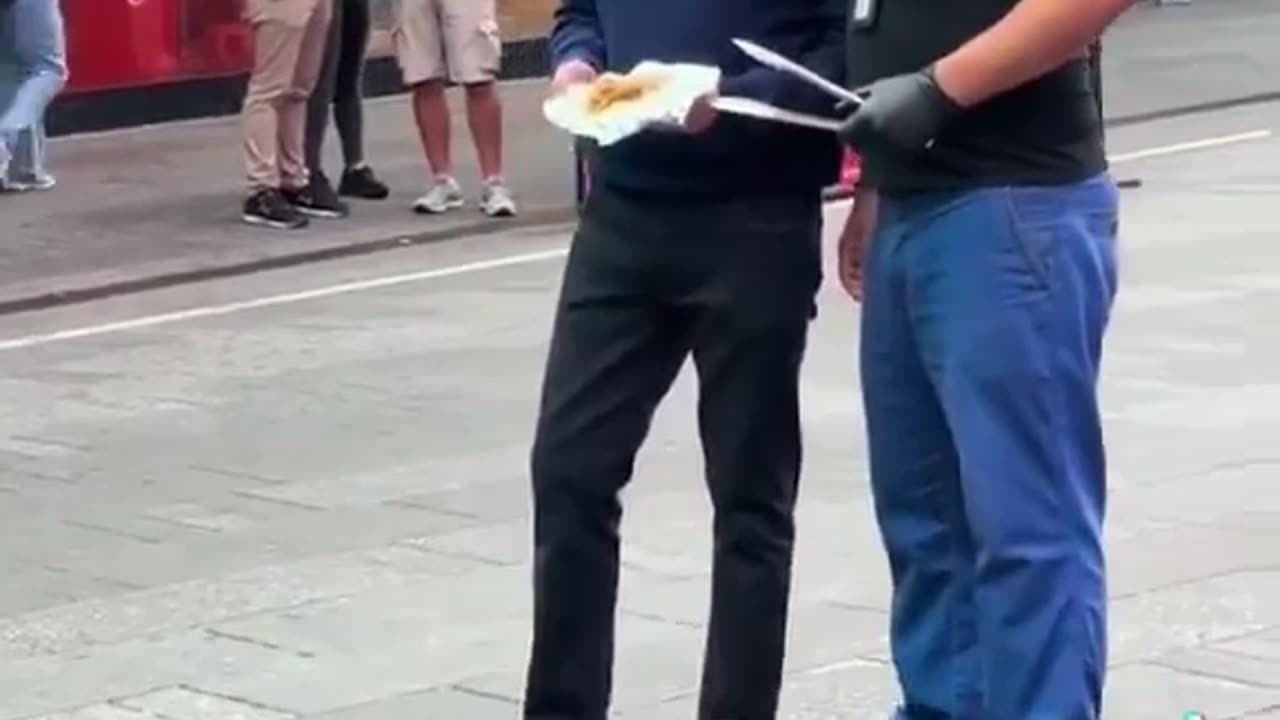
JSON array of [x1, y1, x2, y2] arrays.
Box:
[[905, 177, 1119, 720], [861, 200, 982, 720]]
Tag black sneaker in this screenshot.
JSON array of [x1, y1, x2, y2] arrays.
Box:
[[242, 188, 308, 229], [338, 165, 390, 200], [285, 173, 349, 218]]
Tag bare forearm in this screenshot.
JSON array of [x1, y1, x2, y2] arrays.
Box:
[[846, 184, 879, 234], [933, 0, 1135, 108], [852, 184, 878, 214]]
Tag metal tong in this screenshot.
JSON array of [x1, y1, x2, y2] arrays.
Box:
[[709, 39, 861, 132]]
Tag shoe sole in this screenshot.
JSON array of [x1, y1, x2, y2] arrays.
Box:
[[294, 206, 348, 219], [413, 198, 465, 215], [339, 187, 391, 201], [242, 213, 308, 230], [4, 180, 56, 192], [482, 206, 518, 218]]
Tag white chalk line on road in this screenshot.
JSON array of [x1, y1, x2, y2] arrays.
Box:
[[0, 248, 570, 352], [0, 129, 1271, 353], [1108, 129, 1271, 163]]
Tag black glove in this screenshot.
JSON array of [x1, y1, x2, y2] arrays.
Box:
[[838, 66, 962, 155]]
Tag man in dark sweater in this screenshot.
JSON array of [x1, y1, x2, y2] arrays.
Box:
[[834, 0, 1135, 717], [525, 2, 844, 718]]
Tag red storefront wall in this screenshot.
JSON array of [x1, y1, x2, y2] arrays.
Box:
[[60, 0, 251, 93]]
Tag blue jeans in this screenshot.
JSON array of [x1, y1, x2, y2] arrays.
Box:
[[860, 176, 1119, 720], [0, 0, 67, 183]]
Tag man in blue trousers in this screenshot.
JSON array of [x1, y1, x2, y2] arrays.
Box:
[[524, 1, 844, 718], [834, 0, 1135, 717]]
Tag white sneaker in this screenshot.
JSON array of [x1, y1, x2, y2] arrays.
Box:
[[8, 174, 56, 192], [480, 178, 518, 218], [412, 176, 464, 214]]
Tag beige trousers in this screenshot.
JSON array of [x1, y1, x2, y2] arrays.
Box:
[[241, 0, 332, 191]]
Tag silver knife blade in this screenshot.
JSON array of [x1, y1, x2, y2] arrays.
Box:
[[732, 38, 863, 106]]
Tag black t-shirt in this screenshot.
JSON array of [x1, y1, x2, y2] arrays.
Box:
[[846, 0, 1107, 193]]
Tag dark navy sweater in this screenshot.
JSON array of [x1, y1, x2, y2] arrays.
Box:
[[552, 0, 847, 199]]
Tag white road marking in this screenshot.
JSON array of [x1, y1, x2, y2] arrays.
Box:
[[0, 129, 1272, 353], [0, 248, 570, 352], [1109, 129, 1271, 163]]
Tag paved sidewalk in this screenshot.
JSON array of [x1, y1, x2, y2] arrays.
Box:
[[0, 80, 576, 312], [1105, 0, 1280, 121], [1, 0, 1278, 314]]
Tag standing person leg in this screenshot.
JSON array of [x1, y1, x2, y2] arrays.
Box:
[[860, 195, 983, 720], [442, 0, 515, 217], [0, 0, 66, 189], [282, 0, 346, 218], [524, 189, 692, 720], [298, 0, 347, 216], [0, 7, 12, 180], [304, 0, 339, 176], [0, 57, 17, 190], [687, 196, 821, 719], [10, 125, 54, 190], [334, 0, 389, 199], [241, 0, 310, 229], [908, 179, 1118, 720], [396, 0, 462, 214], [0, 1, 11, 169]]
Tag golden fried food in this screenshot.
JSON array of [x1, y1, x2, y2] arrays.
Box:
[[585, 72, 665, 116]]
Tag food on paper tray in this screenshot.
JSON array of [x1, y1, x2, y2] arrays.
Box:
[[543, 61, 721, 146], [585, 72, 666, 116]]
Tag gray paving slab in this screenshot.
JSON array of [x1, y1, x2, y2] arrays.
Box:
[[25, 706, 158, 720], [308, 687, 517, 720], [1155, 646, 1280, 690], [1104, 0, 1280, 120], [114, 687, 296, 720], [1109, 571, 1280, 667], [0, 103, 1278, 718], [1103, 663, 1280, 720]]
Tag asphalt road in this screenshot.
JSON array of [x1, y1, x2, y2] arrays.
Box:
[[1, 103, 1279, 719]]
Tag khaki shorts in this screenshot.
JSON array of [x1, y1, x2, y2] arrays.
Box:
[[394, 0, 501, 86], [243, 0, 322, 28]]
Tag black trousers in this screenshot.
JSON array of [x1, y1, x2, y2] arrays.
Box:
[[305, 0, 370, 173], [524, 184, 823, 720]]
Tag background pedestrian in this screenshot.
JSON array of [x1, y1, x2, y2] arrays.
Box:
[[394, 0, 517, 217], [0, 0, 67, 192], [302, 0, 390, 219], [240, 0, 333, 229]]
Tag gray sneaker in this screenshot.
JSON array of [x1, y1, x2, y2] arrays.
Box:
[[0, 146, 55, 193], [6, 174, 56, 192], [480, 178, 518, 218], [413, 176, 465, 215]]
